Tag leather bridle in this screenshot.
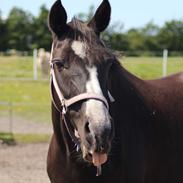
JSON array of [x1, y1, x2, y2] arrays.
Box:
[[50, 58, 110, 146], [50, 58, 115, 176]]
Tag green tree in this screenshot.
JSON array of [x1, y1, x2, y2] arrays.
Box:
[[0, 11, 8, 51], [33, 5, 52, 50], [77, 5, 126, 51], [6, 7, 34, 50], [105, 33, 129, 51], [127, 28, 145, 51], [157, 20, 183, 51], [141, 21, 160, 51]]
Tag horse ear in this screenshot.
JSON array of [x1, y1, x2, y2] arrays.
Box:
[[48, 0, 68, 37], [88, 0, 111, 34]]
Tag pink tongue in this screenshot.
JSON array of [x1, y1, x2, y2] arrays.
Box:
[[92, 153, 108, 167]]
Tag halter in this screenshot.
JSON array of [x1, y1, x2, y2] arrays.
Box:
[[50, 58, 114, 176], [50, 58, 110, 142]]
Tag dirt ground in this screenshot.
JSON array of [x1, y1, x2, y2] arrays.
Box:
[[0, 115, 52, 183], [0, 116, 52, 134], [0, 143, 50, 183]]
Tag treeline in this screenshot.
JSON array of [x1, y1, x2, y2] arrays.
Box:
[[104, 20, 183, 56], [0, 5, 51, 52], [0, 5, 183, 56]]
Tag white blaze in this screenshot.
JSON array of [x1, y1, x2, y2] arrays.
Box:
[[71, 41, 86, 59], [85, 67, 110, 126]]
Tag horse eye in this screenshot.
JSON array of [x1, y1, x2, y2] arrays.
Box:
[[55, 62, 64, 69]]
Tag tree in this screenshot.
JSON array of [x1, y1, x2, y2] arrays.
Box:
[[157, 20, 183, 51], [33, 5, 52, 50], [0, 10, 8, 51], [141, 21, 160, 51], [105, 33, 129, 51], [77, 5, 126, 50], [126, 28, 145, 51], [6, 7, 34, 51]]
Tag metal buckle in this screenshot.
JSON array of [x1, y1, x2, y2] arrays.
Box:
[[61, 99, 67, 114]]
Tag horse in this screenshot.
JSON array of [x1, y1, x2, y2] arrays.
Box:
[[37, 48, 50, 76], [47, 0, 183, 183]]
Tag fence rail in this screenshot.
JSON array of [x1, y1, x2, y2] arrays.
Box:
[[1, 49, 179, 80], [0, 102, 13, 134], [0, 102, 51, 135]]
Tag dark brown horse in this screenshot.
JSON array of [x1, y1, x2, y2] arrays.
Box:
[[47, 0, 183, 183]]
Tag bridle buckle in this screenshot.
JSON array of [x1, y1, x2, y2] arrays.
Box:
[[61, 99, 67, 114]]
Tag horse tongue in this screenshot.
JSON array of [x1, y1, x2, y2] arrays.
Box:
[[92, 152, 108, 167]]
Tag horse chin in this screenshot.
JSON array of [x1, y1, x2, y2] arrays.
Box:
[[82, 145, 108, 166]]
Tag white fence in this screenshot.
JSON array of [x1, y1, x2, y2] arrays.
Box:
[[0, 49, 173, 81], [32, 49, 169, 78], [162, 49, 168, 77]]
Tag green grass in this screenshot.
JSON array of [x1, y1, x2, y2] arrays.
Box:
[[0, 80, 51, 123], [121, 57, 183, 79], [0, 56, 51, 122], [0, 132, 51, 144], [0, 56, 182, 125], [0, 56, 33, 78]]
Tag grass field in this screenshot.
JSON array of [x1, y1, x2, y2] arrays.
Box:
[[0, 56, 183, 124], [0, 56, 51, 123], [122, 57, 183, 79]]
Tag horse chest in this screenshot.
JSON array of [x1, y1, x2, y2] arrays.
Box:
[[48, 152, 123, 183], [57, 167, 123, 183]]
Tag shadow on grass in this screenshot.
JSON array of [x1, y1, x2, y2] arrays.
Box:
[[0, 132, 51, 145]]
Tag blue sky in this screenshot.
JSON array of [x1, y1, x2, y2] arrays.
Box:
[[1, 0, 183, 30]]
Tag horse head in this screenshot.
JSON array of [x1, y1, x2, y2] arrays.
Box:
[[49, 0, 115, 167]]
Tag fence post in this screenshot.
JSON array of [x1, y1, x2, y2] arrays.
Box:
[[163, 49, 168, 77], [9, 102, 13, 134], [33, 49, 38, 80]]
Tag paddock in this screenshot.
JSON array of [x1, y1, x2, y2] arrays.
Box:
[[0, 55, 182, 182], [0, 143, 50, 183]]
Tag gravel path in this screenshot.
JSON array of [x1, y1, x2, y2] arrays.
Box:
[[0, 143, 50, 183], [0, 114, 52, 182], [0, 116, 52, 135]]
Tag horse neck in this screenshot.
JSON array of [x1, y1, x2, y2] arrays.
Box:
[[109, 62, 153, 139], [109, 62, 144, 106]]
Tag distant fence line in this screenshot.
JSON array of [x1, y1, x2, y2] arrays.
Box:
[[0, 49, 182, 80], [1, 49, 183, 57], [0, 50, 31, 56], [0, 101, 50, 134], [0, 102, 13, 134], [114, 50, 183, 57]]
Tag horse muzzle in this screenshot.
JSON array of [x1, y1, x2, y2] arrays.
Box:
[[82, 120, 113, 166]]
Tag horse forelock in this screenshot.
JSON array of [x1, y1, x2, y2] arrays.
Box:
[[67, 18, 115, 63], [51, 18, 116, 68], [69, 18, 94, 44]]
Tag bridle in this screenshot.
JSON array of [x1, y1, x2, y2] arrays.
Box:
[[50, 58, 114, 176], [50, 58, 110, 143]]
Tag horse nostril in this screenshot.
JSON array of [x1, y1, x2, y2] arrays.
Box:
[[85, 121, 90, 134]]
